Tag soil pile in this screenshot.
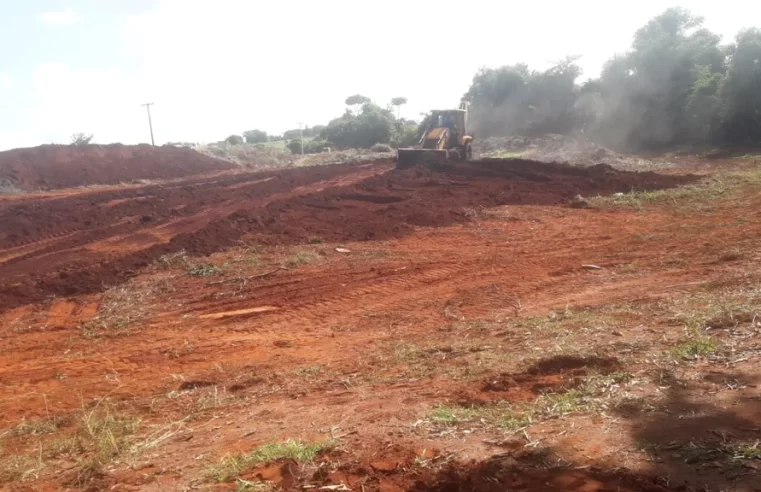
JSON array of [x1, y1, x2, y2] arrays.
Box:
[[0, 144, 236, 191], [172, 158, 693, 252]]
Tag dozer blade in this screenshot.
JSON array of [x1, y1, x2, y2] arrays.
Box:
[[396, 149, 449, 169]]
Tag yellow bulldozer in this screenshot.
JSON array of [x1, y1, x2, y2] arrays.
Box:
[[397, 102, 473, 169]]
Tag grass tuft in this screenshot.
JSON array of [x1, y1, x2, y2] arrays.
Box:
[[283, 251, 320, 268], [670, 335, 717, 360], [729, 441, 761, 460], [207, 439, 334, 482], [80, 406, 141, 465], [4, 418, 59, 437], [0, 454, 43, 483], [186, 263, 223, 277]]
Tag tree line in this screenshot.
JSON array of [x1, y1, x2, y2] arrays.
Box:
[[466, 7, 761, 150], [228, 7, 760, 154], [226, 96, 418, 154]]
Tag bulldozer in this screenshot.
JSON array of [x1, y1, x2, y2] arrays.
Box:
[[397, 102, 473, 169]]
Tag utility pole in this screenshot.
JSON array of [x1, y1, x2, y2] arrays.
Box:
[[141, 102, 155, 146], [298, 122, 304, 155]]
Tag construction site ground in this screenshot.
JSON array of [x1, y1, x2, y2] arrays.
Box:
[[1, 152, 760, 492]]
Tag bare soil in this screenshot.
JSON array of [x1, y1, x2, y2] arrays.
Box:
[[0, 154, 759, 492]]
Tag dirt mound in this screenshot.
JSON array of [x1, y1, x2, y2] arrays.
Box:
[[0, 158, 695, 311], [0, 143, 235, 191], [173, 159, 693, 252]]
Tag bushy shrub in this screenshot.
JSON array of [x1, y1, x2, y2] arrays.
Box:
[[225, 135, 244, 145]]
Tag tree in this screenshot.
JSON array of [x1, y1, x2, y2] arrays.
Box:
[[323, 103, 395, 148], [463, 59, 580, 137], [286, 138, 327, 155], [283, 128, 302, 140], [243, 129, 268, 144], [718, 28, 761, 144], [70, 133, 94, 146], [345, 94, 371, 114], [390, 123, 420, 148], [391, 97, 408, 119], [225, 135, 244, 145]]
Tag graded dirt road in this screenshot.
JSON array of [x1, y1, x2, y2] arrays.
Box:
[[1, 154, 759, 492]]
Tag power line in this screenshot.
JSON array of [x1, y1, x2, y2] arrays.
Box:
[[141, 102, 155, 146]]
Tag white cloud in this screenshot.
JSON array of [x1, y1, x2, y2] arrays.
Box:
[[29, 62, 145, 145], [38, 6, 81, 26]]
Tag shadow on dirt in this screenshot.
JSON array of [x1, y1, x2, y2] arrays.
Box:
[[414, 369, 761, 492], [410, 450, 674, 492]]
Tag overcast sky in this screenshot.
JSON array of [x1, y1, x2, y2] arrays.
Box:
[[1, 0, 759, 150]]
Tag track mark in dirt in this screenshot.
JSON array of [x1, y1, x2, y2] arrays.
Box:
[[45, 300, 77, 326], [199, 306, 280, 319], [0, 161, 392, 311]]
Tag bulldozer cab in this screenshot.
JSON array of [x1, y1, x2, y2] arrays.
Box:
[[430, 110, 466, 134], [425, 110, 466, 150]]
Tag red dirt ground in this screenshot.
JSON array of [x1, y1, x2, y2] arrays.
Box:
[[0, 144, 236, 191], [1, 156, 759, 492], [0, 159, 693, 311]]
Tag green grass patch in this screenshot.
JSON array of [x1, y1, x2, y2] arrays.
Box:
[[207, 439, 335, 482], [536, 387, 599, 416], [670, 335, 717, 360], [729, 441, 761, 460], [186, 263, 223, 277], [590, 168, 761, 211]]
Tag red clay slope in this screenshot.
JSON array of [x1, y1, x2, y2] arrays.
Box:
[[0, 144, 236, 191]]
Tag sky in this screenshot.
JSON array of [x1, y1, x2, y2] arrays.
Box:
[[1, 1, 760, 150]]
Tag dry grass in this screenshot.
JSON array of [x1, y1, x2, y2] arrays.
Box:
[[283, 251, 320, 268], [2, 418, 60, 438], [80, 277, 174, 337], [0, 454, 43, 483], [0, 403, 147, 484], [154, 250, 192, 270], [78, 405, 142, 468]]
